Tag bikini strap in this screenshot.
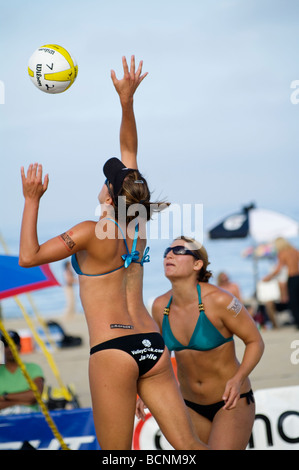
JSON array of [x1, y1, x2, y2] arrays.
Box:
[[101, 217, 130, 254], [164, 285, 203, 317], [163, 296, 172, 316], [196, 284, 205, 312], [103, 218, 150, 268], [122, 223, 140, 268]]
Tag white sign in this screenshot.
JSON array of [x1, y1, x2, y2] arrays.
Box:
[[133, 386, 299, 450], [249, 386, 299, 450]]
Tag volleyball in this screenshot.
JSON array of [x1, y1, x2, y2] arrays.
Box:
[[28, 44, 78, 94]]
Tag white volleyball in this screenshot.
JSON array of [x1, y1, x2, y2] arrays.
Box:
[[28, 44, 78, 94]]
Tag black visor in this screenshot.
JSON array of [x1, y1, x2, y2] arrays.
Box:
[[103, 157, 135, 196]]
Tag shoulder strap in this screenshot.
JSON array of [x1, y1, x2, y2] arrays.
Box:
[[164, 296, 172, 316], [101, 217, 130, 254], [131, 223, 139, 253], [121, 222, 140, 268], [196, 284, 205, 312]]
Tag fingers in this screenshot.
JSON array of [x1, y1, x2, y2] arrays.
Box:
[[110, 69, 117, 85], [122, 55, 130, 78], [20, 166, 25, 182], [138, 70, 148, 84], [135, 58, 143, 79], [21, 163, 48, 188], [130, 55, 138, 80], [111, 56, 148, 96], [136, 405, 146, 421], [43, 173, 49, 192], [36, 162, 43, 182], [28, 163, 42, 183], [122, 55, 148, 81], [133, 56, 148, 83], [223, 397, 237, 410], [222, 388, 240, 410]]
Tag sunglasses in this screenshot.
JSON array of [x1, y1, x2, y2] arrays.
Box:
[[105, 178, 115, 199], [105, 178, 111, 191], [163, 245, 199, 259]]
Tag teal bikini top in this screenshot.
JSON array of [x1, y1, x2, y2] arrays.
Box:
[[162, 284, 233, 352], [71, 218, 150, 277]]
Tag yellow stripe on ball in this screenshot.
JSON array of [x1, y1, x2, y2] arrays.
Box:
[[42, 44, 76, 69], [41, 44, 78, 90], [44, 67, 78, 91], [28, 67, 34, 77]]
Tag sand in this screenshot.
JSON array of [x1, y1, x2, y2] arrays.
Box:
[[2, 313, 299, 409]]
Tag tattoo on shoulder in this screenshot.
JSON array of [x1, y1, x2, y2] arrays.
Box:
[[59, 232, 76, 251], [227, 297, 242, 317]]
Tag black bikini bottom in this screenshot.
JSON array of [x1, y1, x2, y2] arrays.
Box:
[[184, 389, 255, 422], [90, 332, 165, 377]]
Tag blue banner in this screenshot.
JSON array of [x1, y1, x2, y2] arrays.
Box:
[[0, 408, 100, 450]]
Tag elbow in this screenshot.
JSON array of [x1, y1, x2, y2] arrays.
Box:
[[258, 336, 265, 358], [19, 255, 36, 268], [19, 256, 29, 268]]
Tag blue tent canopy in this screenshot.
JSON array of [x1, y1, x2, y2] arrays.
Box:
[[0, 255, 59, 300]]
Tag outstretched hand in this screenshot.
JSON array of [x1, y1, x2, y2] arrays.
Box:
[[21, 163, 49, 201], [111, 55, 148, 103]]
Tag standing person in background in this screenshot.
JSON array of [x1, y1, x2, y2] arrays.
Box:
[[19, 57, 207, 450], [217, 272, 242, 301], [137, 236, 264, 449], [263, 237, 299, 329], [63, 260, 77, 320]]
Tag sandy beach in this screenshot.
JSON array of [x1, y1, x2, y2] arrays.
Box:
[[2, 313, 299, 409]]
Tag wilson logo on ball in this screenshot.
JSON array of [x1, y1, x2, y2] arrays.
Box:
[[28, 44, 78, 94]]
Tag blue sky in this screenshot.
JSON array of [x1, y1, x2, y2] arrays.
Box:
[[1, 0, 299, 243]]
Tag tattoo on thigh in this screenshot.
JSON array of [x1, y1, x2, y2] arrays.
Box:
[[227, 297, 242, 317], [60, 232, 76, 251]]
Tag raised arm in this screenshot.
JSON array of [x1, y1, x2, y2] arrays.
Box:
[[111, 55, 148, 169], [19, 163, 92, 267]]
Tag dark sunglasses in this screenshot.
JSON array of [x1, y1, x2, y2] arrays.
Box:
[[163, 245, 199, 259], [105, 178, 111, 191], [105, 178, 115, 199]]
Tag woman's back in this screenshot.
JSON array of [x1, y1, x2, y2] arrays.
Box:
[[74, 219, 157, 346]]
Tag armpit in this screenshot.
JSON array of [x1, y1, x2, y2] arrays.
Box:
[[226, 296, 242, 317]]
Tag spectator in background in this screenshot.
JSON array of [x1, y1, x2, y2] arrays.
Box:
[[263, 238, 299, 329], [217, 272, 242, 301], [0, 330, 44, 414], [63, 260, 77, 320]]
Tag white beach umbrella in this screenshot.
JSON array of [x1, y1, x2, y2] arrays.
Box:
[[208, 204, 299, 243], [208, 204, 299, 296]]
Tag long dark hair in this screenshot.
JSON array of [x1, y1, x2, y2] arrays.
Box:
[[112, 170, 170, 224]]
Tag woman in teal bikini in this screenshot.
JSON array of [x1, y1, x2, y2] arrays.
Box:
[[137, 236, 264, 449], [19, 57, 207, 450]]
